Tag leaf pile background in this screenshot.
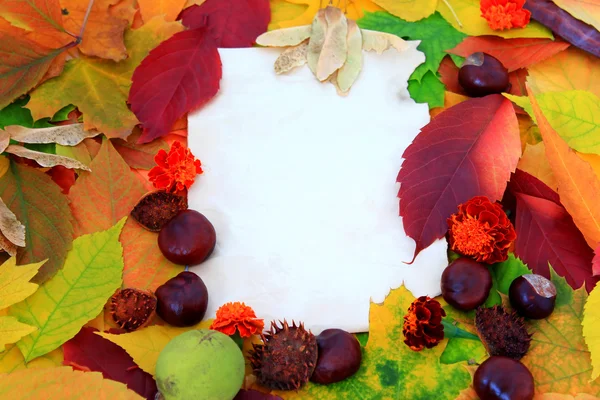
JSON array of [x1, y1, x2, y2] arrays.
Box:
[[1, 0, 600, 398]]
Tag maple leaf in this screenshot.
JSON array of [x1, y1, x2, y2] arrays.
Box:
[[63, 327, 158, 399], [0, 367, 144, 399], [181, 0, 271, 47], [9, 218, 126, 362], [549, 0, 600, 33], [528, 88, 600, 251], [527, 47, 600, 99], [112, 129, 170, 170], [447, 36, 569, 72], [517, 143, 558, 191], [524, 0, 600, 58], [436, 0, 552, 39], [358, 11, 466, 82], [0, 344, 63, 373], [138, 0, 186, 23], [97, 320, 213, 376], [397, 95, 520, 260], [27, 18, 184, 138], [0, 257, 45, 310], [0, 317, 36, 351], [276, 286, 471, 399], [129, 27, 222, 143], [0, 161, 73, 283], [408, 71, 445, 109]]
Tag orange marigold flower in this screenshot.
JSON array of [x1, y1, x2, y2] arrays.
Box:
[[148, 141, 202, 192], [403, 296, 446, 351], [480, 0, 531, 30], [447, 196, 516, 264], [210, 302, 265, 338]]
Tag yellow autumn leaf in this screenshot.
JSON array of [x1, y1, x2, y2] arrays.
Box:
[[552, 0, 600, 31], [0, 344, 63, 374], [269, 0, 382, 29], [518, 113, 542, 151], [0, 317, 36, 351], [0, 366, 143, 399], [98, 319, 213, 376], [528, 47, 600, 99], [528, 88, 600, 249], [436, 0, 552, 39], [583, 282, 600, 381], [517, 142, 558, 191], [9, 218, 126, 362], [371, 0, 437, 22], [0, 257, 45, 310]]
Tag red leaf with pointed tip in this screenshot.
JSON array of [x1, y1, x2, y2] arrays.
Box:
[[130, 27, 222, 143], [447, 36, 570, 72], [398, 94, 521, 260], [594, 246, 600, 276], [508, 169, 560, 204], [63, 327, 158, 399], [180, 0, 270, 47], [513, 192, 597, 291]]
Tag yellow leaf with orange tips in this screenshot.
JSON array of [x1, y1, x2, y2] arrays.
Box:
[[269, 0, 382, 29], [0, 367, 143, 399], [138, 0, 187, 23], [517, 142, 558, 191], [528, 87, 600, 249], [97, 320, 213, 377], [0, 344, 62, 373]]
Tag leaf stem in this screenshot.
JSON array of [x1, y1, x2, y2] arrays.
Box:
[[442, 0, 463, 28], [77, 0, 95, 41]]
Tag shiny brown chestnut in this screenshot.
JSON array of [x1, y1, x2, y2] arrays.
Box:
[[509, 274, 556, 319], [155, 271, 208, 327], [311, 329, 362, 384], [474, 356, 534, 400], [441, 257, 492, 310], [458, 52, 510, 97], [158, 209, 216, 266]]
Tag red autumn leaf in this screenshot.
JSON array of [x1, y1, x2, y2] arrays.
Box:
[[63, 327, 158, 399], [397, 95, 521, 260], [129, 26, 222, 143], [180, 0, 271, 47], [47, 165, 76, 194], [507, 69, 528, 96], [594, 246, 600, 276], [508, 169, 560, 205], [447, 36, 570, 72], [513, 192, 597, 291]]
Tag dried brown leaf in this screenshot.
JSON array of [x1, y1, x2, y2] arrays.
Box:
[[361, 29, 410, 53], [0, 196, 25, 249], [316, 6, 348, 81], [4, 145, 91, 171], [256, 25, 312, 47], [4, 124, 99, 146], [0, 232, 18, 256], [274, 42, 308, 74], [336, 19, 363, 93], [307, 9, 327, 77], [130, 190, 188, 231], [0, 131, 9, 153]]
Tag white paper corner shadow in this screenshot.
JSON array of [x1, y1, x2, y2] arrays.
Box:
[[187, 46, 448, 334]]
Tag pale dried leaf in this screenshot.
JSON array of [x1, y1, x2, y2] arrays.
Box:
[[307, 9, 327, 76], [4, 145, 91, 171], [5, 124, 100, 146], [336, 20, 363, 93], [0, 131, 9, 154], [0, 233, 17, 257], [256, 25, 312, 47], [361, 29, 410, 53], [0, 197, 25, 248], [274, 42, 308, 74], [316, 6, 348, 81]]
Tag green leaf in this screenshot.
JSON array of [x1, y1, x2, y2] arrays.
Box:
[[408, 71, 445, 109], [440, 337, 485, 365], [358, 11, 466, 82], [482, 253, 532, 307], [0, 162, 73, 283], [441, 319, 479, 340], [10, 218, 126, 362], [0, 97, 33, 130]]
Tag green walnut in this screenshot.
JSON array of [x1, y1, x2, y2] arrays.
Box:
[[156, 329, 245, 400]]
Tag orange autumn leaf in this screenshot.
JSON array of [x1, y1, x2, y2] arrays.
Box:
[[430, 92, 468, 119], [61, 0, 129, 61], [517, 142, 558, 191], [528, 87, 600, 249], [138, 0, 187, 22], [109, 0, 138, 26]]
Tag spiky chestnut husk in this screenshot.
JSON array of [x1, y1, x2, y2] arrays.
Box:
[[248, 320, 318, 391], [109, 288, 157, 332], [475, 305, 532, 360]]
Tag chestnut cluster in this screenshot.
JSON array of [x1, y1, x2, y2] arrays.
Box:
[[441, 257, 557, 400]]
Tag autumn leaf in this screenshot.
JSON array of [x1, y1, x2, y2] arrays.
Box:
[[0, 257, 45, 310], [583, 282, 600, 381], [370, 0, 436, 22], [0, 317, 36, 351], [408, 71, 445, 109], [268, 0, 382, 29], [9, 218, 126, 362], [594, 247, 600, 276], [551, 0, 600, 32], [112, 129, 170, 170], [181, 0, 271, 47], [138, 0, 186, 23], [69, 139, 146, 236], [130, 26, 222, 143], [63, 327, 158, 399], [276, 286, 471, 399], [4, 124, 99, 146], [0, 161, 73, 283], [98, 320, 213, 376], [429, 91, 468, 119], [447, 36, 569, 72], [4, 145, 90, 171], [527, 47, 600, 98], [27, 18, 184, 138], [436, 0, 552, 39], [517, 143, 558, 191], [528, 88, 600, 250], [0, 197, 25, 257], [0, 344, 62, 373], [0, 367, 144, 399], [397, 95, 520, 260], [358, 11, 466, 82]]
